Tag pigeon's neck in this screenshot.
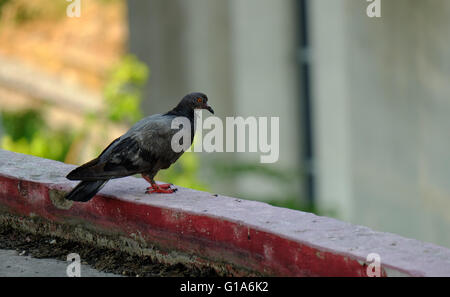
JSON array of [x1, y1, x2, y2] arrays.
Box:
[[164, 103, 196, 143], [165, 104, 195, 121]]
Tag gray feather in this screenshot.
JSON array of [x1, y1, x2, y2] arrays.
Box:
[[66, 114, 189, 181], [65, 180, 108, 202]]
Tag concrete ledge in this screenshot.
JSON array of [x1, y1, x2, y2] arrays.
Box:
[[1, 149, 450, 276]]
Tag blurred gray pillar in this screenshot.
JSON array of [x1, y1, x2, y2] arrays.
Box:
[[127, 0, 186, 113], [126, 0, 234, 116], [228, 0, 301, 199], [310, 0, 353, 220]]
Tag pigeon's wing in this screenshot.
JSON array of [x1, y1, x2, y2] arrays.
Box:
[[66, 136, 147, 180], [66, 115, 185, 181], [136, 114, 189, 169]]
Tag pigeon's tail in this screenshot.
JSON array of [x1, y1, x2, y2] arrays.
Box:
[[65, 180, 108, 202]]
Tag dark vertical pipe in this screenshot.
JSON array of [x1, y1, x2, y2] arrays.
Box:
[[297, 0, 314, 205]]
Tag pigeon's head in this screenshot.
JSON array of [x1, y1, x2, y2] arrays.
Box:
[[182, 92, 214, 114]]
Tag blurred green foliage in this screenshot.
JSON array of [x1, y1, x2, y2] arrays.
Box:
[[0, 109, 44, 141], [211, 160, 300, 186], [0, 0, 66, 24], [0, 0, 11, 17], [104, 55, 148, 124], [209, 159, 314, 212], [0, 109, 74, 161], [266, 196, 316, 213], [157, 153, 208, 192], [213, 160, 332, 214]]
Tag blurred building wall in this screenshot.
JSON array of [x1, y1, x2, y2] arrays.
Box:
[[127, 0, 302, 200], [311, 0, 450, 247]]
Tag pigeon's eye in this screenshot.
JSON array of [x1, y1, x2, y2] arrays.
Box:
[[197, 98, 203, 103]]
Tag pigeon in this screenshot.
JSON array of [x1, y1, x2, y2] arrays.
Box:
[[65, 92, 213, 202]]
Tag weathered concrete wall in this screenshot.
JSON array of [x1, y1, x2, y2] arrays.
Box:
[[3, 150, 450, 276], [311, 0, 450, 247]]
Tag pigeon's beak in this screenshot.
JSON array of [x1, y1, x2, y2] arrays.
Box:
[[204, 104, 214, 114]]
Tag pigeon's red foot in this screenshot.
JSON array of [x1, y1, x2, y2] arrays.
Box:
[[145, 184, 177, 194]]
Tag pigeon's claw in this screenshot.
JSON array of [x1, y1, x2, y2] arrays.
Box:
[[156, 183, 173, 189], [142, 174, 176, 194], [145, 184, 177, 194]]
